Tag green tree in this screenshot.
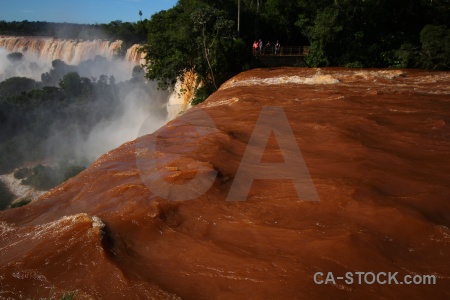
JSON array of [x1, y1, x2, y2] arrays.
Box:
[[131, 66, 146, 83], [142, 1, 241, 104], [58, 72, 92, 97], [0, 180, 14, 210], [41, 59, 76, 86], [59, 72, 83, 97], [420, 24, 450, 69], [0, 77, 39, 98], [22, 165, 60, 191], [191, 6, 235, 90], [301, 6, 342, 66], [10, 199, 31, 208], [261, 0, 305, 44], [6, 52, 24, 62], [293, 0, 447, 68], [62, 165, 86, 182], [141, 5, 192, 90]]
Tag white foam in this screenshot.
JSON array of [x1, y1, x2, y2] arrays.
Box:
[[202, 97, 239, 108], [222, 72, 340, 89], [0, 173, 45, 203]]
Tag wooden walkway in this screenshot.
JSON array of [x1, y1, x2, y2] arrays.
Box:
[[252, 46, 310, 67], [253, 46, 310, 57]]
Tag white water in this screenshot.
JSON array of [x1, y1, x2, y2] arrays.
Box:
[[0, 173, 45, 203], [0, 36, 194, 201]]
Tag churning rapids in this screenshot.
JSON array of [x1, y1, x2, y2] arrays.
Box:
[[0, 68, 449, 299]]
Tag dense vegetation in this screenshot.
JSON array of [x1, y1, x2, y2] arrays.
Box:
[[0, 17, 170, 204], [0, 53, 163, 196], [10, 199, 31, 208], [142, 0, 449, 103], [0, 180, 15, 209], [17, 164, 86, 191]]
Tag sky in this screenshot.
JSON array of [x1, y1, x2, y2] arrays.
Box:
[[0, 0, 178, 24]]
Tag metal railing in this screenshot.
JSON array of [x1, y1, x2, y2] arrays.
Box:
[[253, 46, 310, 56]]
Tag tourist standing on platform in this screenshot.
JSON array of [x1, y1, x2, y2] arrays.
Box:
[[275, 40, 280, 55]]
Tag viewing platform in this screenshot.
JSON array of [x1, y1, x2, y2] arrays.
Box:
[[252, 46, 310, 67]]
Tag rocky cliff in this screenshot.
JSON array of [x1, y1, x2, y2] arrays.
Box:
[[0, 68, 449, 299]]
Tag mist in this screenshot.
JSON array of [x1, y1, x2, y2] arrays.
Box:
[[0, 43, 173, 175], [45, 79, 170, 163], [0, 50, 135, 84], [0, 48, 51, 81]]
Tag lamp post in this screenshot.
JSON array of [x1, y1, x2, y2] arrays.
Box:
[[237, 0, 241, 36]]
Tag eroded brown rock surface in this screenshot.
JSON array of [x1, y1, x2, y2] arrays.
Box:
[[1, 68, 449, 299]]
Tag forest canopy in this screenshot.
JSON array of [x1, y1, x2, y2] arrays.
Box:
[[141, 0, 450, 103]]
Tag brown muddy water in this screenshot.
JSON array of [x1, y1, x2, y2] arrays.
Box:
[[0, 68, 449, 299]]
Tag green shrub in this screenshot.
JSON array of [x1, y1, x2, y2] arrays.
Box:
[[345, 61, 364, 68], [19, 164, 86, 191], [420, 24, 450, 69], [6, 52, 24, 62], [0, 139, 25, 174], [60, 290, 78, 300], [62, 165, 85, 182], [59, 72, 83, 97], [0, 77, 39, 98], [14, 167, 32, 179], [191, 83, 215, 106], [22, 164, 60, 191], [10, 199, 31, 208], [393, 43, 419, 68], [0, 181, 14, 210]]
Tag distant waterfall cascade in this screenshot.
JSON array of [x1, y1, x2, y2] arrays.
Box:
[[0, 36, 143, 65], [0, 36, 193, 117], [125, 44, 145, 65]]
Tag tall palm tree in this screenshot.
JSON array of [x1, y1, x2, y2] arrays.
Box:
[[139, 10, 143, 21]]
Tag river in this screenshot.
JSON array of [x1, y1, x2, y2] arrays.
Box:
[[0, 67, 449, 299]]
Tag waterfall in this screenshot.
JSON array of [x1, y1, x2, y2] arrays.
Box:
[[125, 44, 145, 65], [0, 35, 194, 114], [167, 70, 197, 119], [0, 36, 132, 65]]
